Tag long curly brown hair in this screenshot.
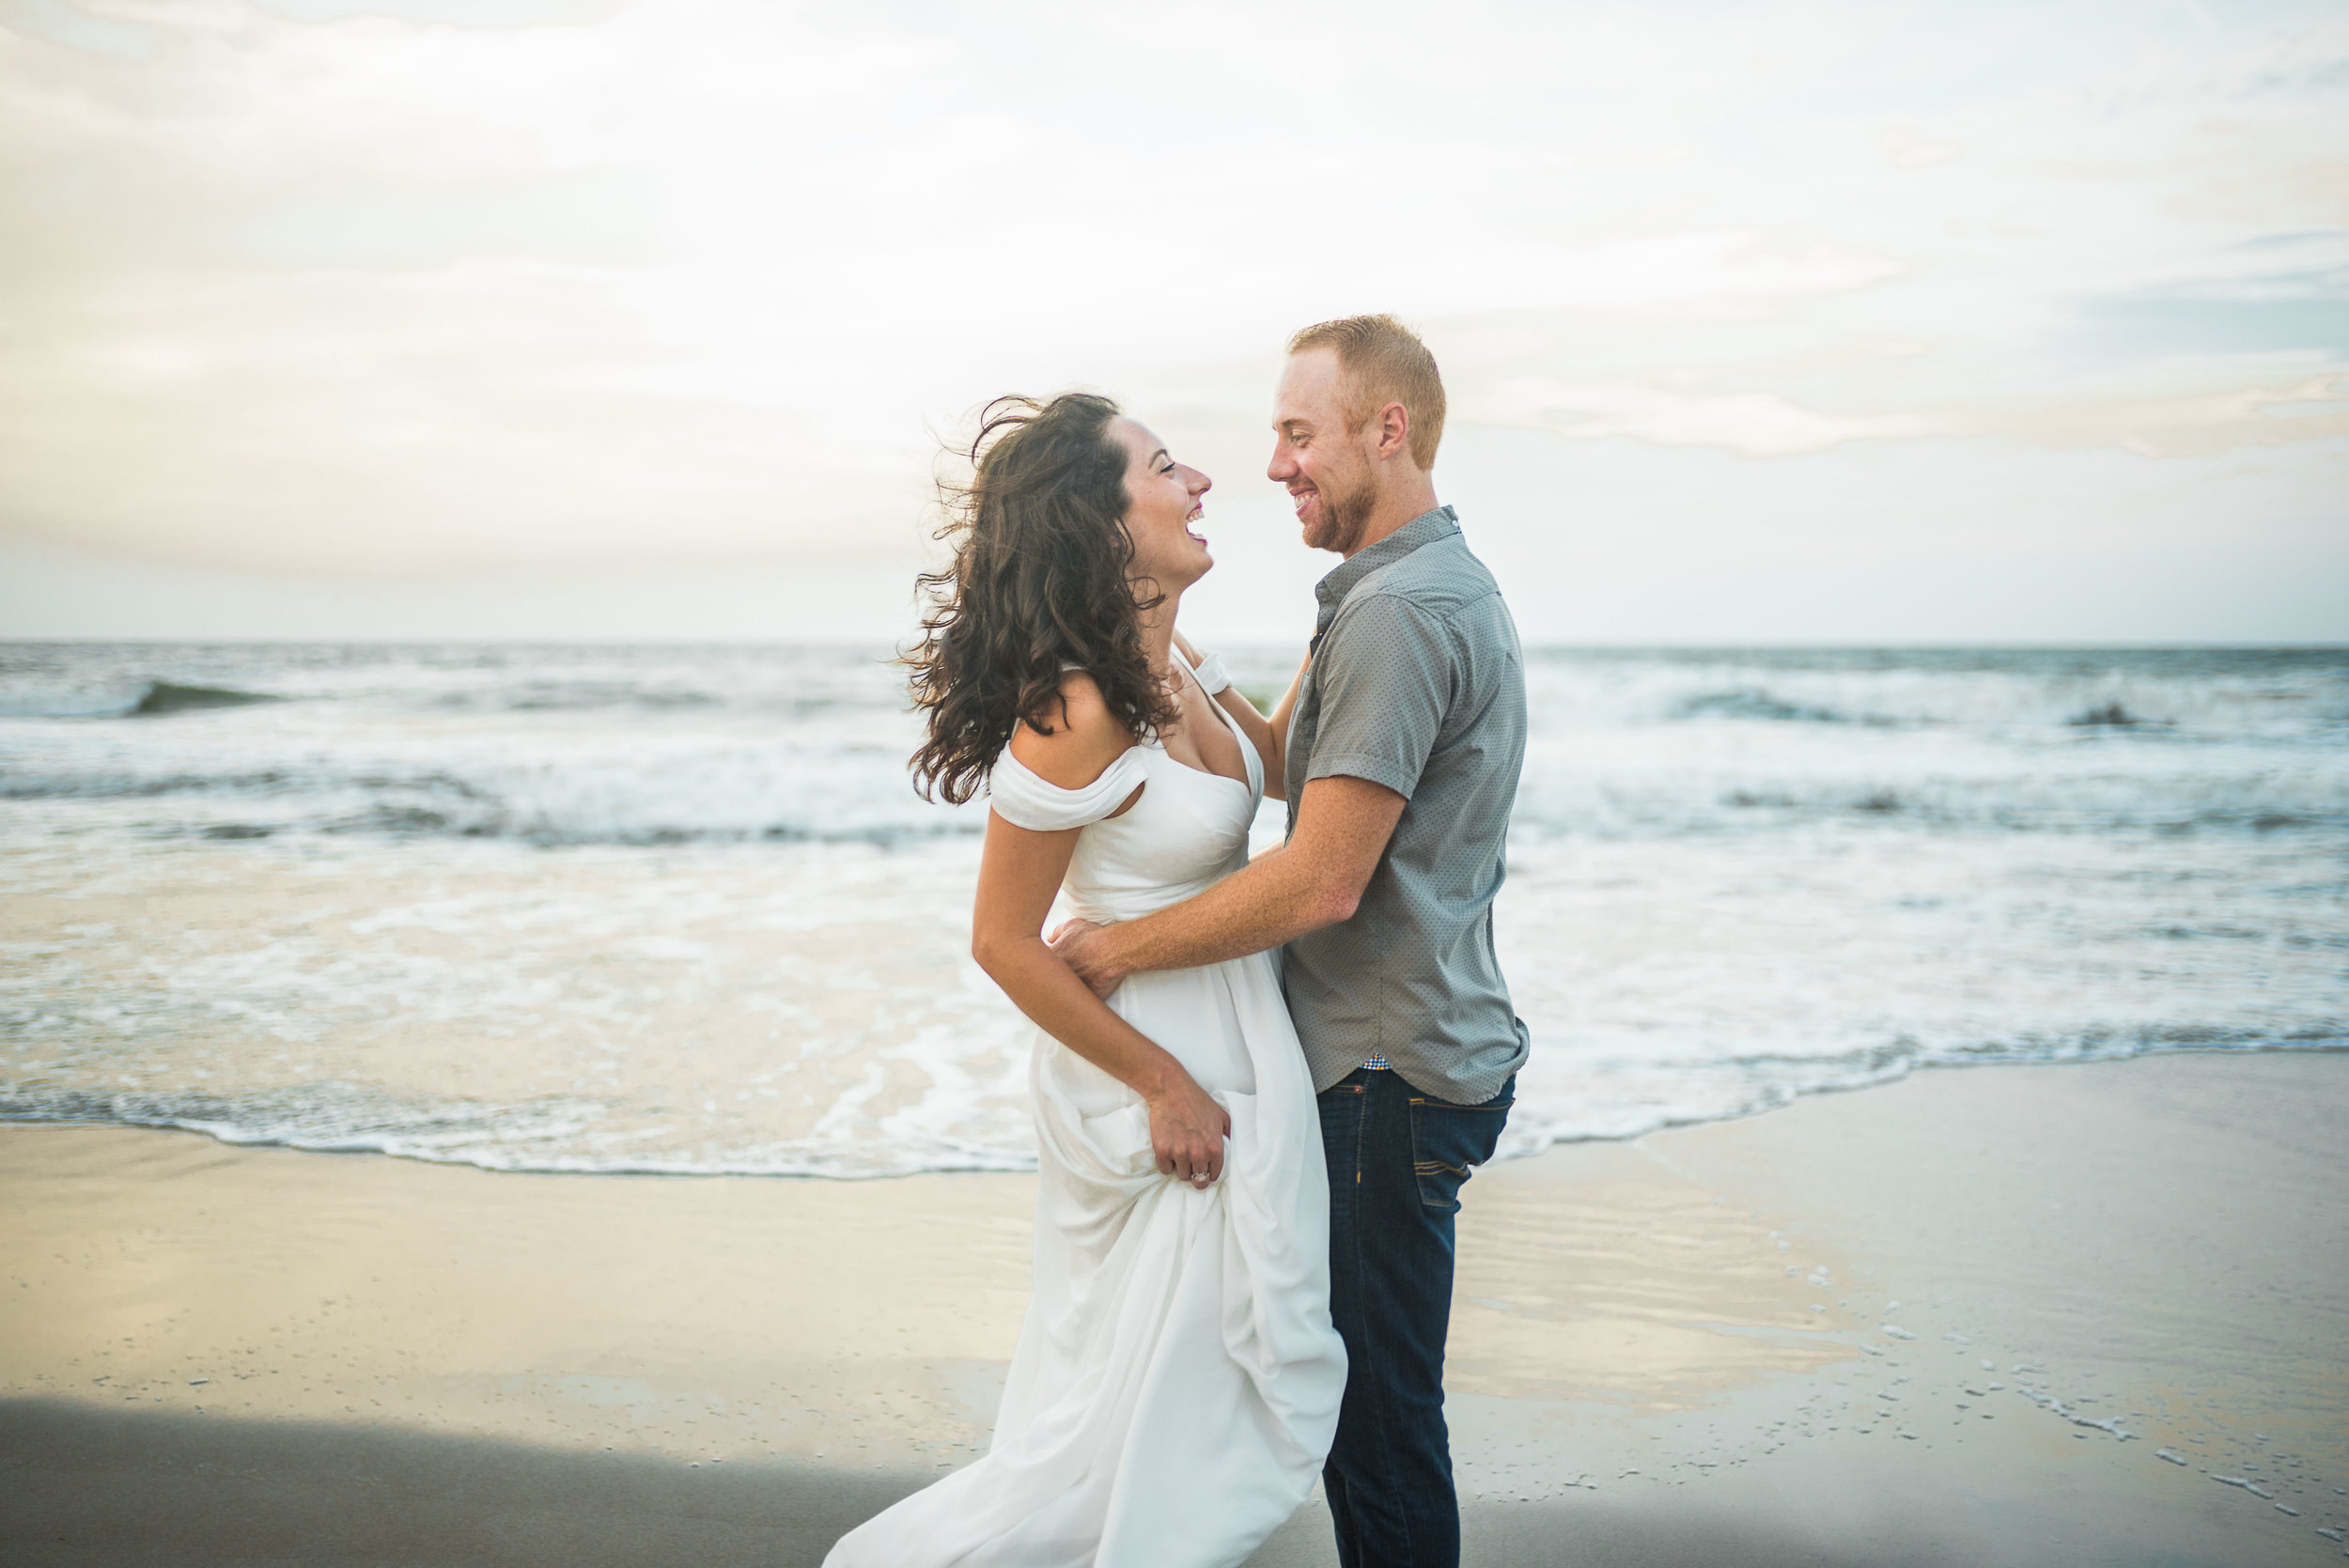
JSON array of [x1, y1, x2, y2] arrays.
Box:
[[905, 393, 1179, 805]]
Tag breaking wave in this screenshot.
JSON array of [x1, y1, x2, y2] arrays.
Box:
[[4, 639, 2343, 1179]]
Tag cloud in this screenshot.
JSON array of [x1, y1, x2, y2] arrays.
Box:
[[0, 0, 2341, 614], [216, 170, 661, 270], [1875, 124, 1963, 170], [1480, 380, 1946, 458], [250, 0, 620, 24], [0, 0, 163, 59], [1991, 373, 2349, 458], [1463, 365, 2347, 463], [2067, 230, 2349, 362]]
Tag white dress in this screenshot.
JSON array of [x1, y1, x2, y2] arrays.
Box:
[[825, 661, 1347, 1568]]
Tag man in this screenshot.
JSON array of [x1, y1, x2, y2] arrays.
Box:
[[1053, 313, 1530, 1568]]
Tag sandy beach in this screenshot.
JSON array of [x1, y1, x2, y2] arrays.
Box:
[[4, 1048, 2344, 1566], [8, 0, 2344, 1558]]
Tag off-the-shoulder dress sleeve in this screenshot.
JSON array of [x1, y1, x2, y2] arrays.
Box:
[[987, 744, 1148, 831]]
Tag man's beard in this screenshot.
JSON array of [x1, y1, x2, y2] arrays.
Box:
[[1305, 468, 1378, 555]]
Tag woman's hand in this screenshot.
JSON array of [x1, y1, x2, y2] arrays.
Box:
[[1144, 1065, 1230, 1187]]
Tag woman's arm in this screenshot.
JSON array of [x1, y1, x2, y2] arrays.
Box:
[[1253, 651, 1311, 800], [970, 691, 1230, 1184], [1172, 630, 1310, 801]]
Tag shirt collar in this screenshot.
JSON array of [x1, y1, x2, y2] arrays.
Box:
[[1313, 505, 1459, 628]]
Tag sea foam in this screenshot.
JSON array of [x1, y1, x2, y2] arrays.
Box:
[[2, 641, 2342, 1177]]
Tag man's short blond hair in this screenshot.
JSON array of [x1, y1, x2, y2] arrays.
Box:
[[1285, 313, 1446, 471]]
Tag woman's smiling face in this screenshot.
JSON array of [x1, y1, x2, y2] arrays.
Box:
[[1112, 416, 1214, 597]]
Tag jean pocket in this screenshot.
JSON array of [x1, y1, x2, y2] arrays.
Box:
[[1407, 1079, 1513, 1215]]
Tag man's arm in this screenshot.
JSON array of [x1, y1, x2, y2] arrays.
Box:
[[1051, 773, 1404, 998]]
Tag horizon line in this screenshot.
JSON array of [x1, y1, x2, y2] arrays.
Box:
[[4, 636, 2343, 653]]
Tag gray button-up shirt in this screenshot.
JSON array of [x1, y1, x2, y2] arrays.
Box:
[[1282, 505, 1530, 1104]]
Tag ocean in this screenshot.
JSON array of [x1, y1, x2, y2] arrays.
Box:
[[3, 642, 2342, 1177]]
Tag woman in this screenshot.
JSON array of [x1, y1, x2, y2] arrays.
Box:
[[823, 393, 1344, 1567]]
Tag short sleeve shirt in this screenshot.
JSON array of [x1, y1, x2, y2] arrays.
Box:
[[1282, 505, 1531, 1104]]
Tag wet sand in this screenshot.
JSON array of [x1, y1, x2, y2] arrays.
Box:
[[3, 1049, 2344, 1565]]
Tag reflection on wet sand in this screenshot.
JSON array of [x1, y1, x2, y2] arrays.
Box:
[[5, 1051, 2341, 1565]]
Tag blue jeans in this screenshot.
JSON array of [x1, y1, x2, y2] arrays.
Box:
[[1317, 1065, 1515, 1568]]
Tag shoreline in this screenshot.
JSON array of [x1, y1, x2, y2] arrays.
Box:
[[5, 1039, 2341, 1183], [4, 1051, 2345, 1565]]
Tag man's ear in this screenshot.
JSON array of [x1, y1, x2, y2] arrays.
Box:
[[1377, 401, 1410, 461]]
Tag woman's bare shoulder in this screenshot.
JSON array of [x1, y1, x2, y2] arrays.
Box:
[[1005, 671, 1138, 789]]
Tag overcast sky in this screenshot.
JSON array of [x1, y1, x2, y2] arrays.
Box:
[[2, 0, 2343, 644]]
